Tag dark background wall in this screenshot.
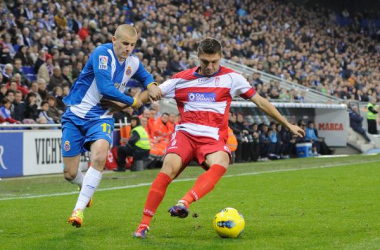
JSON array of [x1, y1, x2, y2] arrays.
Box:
[[286, 0, 380, 12]]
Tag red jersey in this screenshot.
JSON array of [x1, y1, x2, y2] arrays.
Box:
[[159, 66, 256, 142]]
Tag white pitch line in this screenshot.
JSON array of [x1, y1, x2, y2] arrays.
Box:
[[0, 160, 378, 201]]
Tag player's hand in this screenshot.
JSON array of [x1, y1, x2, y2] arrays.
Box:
[[287, 124, 305, 138], [147, 83, 162, 102], [378, 119, 380, 125]]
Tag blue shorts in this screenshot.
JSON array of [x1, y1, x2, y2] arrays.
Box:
[[61, 109, 114, 157]]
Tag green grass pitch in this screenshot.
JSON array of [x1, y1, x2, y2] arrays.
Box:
[[1, 154, 380, 250]]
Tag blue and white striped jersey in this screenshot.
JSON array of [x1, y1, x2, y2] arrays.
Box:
[[63, 43, 154, 119]]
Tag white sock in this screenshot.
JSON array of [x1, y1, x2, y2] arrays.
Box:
[[69, 170, 84, 188], [74, 167, 102, 211]]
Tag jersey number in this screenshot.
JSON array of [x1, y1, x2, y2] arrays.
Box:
[[101, 123, 111, 134]]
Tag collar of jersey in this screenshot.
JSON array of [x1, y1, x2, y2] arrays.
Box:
[[193, 66, 221, 78]]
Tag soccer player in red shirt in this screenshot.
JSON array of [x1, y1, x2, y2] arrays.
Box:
[[103, 37, 304, 238]]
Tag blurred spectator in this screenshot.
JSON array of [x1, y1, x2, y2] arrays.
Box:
[[349, 105, 371, 143], [0, 83, 7, 102], [72, 61, 83, 80], [14, 45, 33, 66], [115, 116, 150, 172], [62, 84, 70, 98], [46, 96, 62, 123], [22, 27, 32, 47], [0, 98, 20, 124], [37, 53, 53, 83], [37, 78, 48, 101], [34, 50, 46, 74], [305, 121, 320, 156], [54, 9, 68, 32], [366, 98, 378, 134], [12, 90, 25, 122], [24, 92, 39, 121], [49, 66, 64, 91], [258, 123, 270, 159], [61, 66, 72, 87], [38, 101, 55, 124], [29, 81, 42, 108], [52, 86, 65, 111], [2, 63, 13, 83], [13, 58, 30, 87]]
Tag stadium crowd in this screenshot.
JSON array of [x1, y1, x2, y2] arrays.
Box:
[[0, 0, 378, 161]]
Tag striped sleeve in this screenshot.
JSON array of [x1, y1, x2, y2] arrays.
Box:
[[229, 73, 256, 99]]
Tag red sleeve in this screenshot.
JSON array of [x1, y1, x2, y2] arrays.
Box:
[[6, 117, 18, 124]]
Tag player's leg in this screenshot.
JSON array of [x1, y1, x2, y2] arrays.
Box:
[[69, 119, 113, 228], [62, 122, 89, 227], [171, 140, 231, 215], [73, 139, 109, 210], [63, 155, 83, 187], [169, 151, 229, 218], [134, 153, 183, 238], [62, 117, 85, 188], [181, 150, 229, 205]]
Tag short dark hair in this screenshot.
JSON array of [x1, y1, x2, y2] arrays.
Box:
[[131, 115, 141, 126], [1, 98, 10, 105], [5, 89, 15, 96], [197, 38, 222, 55]]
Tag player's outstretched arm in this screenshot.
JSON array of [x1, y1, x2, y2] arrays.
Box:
[[100, 89, 143, 112], [250, 94, 305, 137], [138, 90, 151, 104], [100, 89, 154, 112]]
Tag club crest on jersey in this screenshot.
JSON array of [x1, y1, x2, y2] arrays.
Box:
[[126, 66, 132, 75], [99, 56, 108, 69], [215, 76, 220, 86], [64, 141, 71, 151], [188, 92, 216, 102]]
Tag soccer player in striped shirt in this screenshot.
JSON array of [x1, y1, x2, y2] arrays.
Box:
[[104, 37, 305, 238]]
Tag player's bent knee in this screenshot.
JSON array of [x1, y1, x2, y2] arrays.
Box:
[[160, 162, 181, 179], [91, 152, 108, 167], [63, 170, 77, 181], [160, 166, 176, 179], [206, 151, 230, 169], [160, 153, 183, 179]]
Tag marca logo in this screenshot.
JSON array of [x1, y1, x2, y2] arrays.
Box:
[[0, 146, 7, 170], [188, 92, 216, 102], [318, 123, 343, 131]]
